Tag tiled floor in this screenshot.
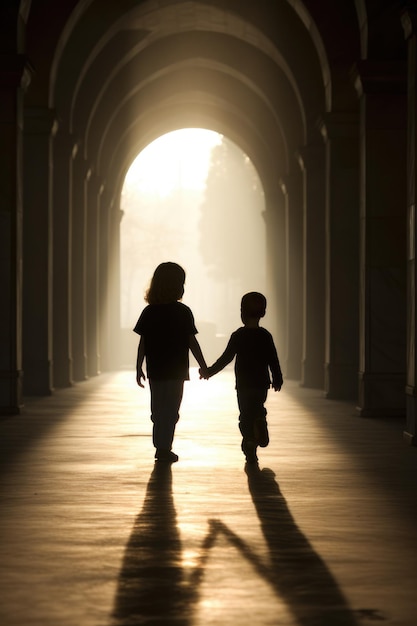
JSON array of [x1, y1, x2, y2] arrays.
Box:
[[1, 370, 416, 625]]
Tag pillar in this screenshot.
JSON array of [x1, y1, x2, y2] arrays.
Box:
[[105, 197, 123, 371], [297, 144, 326, 389], [280, 172, 303, 380], [354, 61, 407, 417], [23, 107, 57, 395], [98, 187, 111, 372], [86, 172, 102, 377], [52, 128, 74, 387], [319, 112, 360, 400], [263, 189, 287, 361], [0, 56, 31, 413], [98, 186, 121, 372], [403, 8, 417, 444], [71, 147, 89, 381]]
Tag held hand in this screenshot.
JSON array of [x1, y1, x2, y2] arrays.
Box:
[[137, 370, 146, 388], [199, 366, 210, 380]]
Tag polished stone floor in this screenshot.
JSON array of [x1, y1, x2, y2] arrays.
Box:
[[1, 369, 416, 626]]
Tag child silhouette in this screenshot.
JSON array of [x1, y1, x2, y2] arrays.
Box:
[[134, 262, 208, 462], [201, 292, 283, 463]]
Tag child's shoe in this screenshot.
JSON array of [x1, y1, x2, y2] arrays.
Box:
[[242, 440, 258, 464], [155, 449, 179, 462], [254, 417, 269, 447]]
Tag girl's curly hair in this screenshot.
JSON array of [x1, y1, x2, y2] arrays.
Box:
[[145, 262, 185, 304]]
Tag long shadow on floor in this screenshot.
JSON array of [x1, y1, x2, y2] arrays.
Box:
[[244, 464, 359, 626], [112, 463, 360, 626], [111, 462, 198, 625]]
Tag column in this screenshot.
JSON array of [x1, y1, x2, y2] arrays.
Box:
[[23, 107, 57, 395], [263, 189, 287, 362], [86, 172, 102, 377], [71, 147, 88, 381], [52, 128, 74, 387], [98, 187, 111, 372], [280, 172, 303, 380], [403, 8, 417, 444], [0, 55, 31, 413], [353, 61, 407, 417], [297, 144, 326, 389], [105, 198, 123, 371], [319, 112, 360, 400]]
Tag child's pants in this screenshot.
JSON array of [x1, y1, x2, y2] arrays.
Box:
[[237, 387, 268, 445], [149, 379, 184, 450]]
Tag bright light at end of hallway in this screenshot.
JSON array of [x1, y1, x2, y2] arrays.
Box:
[[125, 128, 222, 196], [176, 369, 238, 467]]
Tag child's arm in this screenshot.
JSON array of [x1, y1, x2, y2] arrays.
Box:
[[269, 339, 283, 391], [136, 337, 146, 387], [204, 337, 236, 378], [189, 335, 209, 377], [271, 361, 283, 391], [272, 379, 283, 391]]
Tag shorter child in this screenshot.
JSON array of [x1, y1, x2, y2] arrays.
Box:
[[201, 292, 283, 463]]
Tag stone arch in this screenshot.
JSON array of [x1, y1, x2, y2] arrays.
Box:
[[21, 0, 328, 388], [9, 0, 412, 418]]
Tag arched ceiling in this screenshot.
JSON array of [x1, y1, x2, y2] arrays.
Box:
[[22, 0, 367, 199]]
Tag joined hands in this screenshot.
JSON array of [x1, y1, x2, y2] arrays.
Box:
[[199, 366, 210, 380]]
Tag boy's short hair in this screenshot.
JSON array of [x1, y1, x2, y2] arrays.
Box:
[[241, 292, 267, 319]]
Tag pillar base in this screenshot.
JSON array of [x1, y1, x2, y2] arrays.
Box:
[[324, 363, 357, 400], [0, 369, 24, 414], [87, 355, 100, 378], [403, 431, 417, 445], [53, 357, 73, 388], [301, 357, 324, 389], [285, 358, 301, 381], [357, 371, 406, 417], [405, 390, 417, 445], [72, 354, 88, 382], [23, 359, 53, 396]]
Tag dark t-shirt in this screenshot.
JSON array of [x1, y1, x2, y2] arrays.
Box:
[[208, 326, 283, 390], [133, 302, 197, 380]]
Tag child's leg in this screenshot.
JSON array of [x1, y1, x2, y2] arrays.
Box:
[[149, 380, 184, 453], [237, 388, 268, 461], [237, 388, 268, 440], [254, 405, 269, 447]]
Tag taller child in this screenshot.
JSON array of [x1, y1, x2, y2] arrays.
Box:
[[134, 262, 208, 462]]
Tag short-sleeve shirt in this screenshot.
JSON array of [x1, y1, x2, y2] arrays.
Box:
[[133, 302, 197, 380], [208, 326, 283, 390]]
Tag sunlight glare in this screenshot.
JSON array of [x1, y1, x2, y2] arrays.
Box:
[[125, 128, 222, 197]]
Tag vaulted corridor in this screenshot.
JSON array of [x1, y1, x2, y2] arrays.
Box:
[[1, 371, 416, 626], [2, 2, 417, 622], [2, 0, 417, 439]]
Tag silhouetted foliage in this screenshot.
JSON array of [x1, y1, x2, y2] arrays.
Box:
[[199, 138, 265, 284]]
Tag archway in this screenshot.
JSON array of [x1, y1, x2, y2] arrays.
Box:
[[119, 128, 267, 368]]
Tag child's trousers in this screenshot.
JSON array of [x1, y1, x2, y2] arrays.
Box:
[[237, 387, 268, 444], [149, 379, 184, 450]]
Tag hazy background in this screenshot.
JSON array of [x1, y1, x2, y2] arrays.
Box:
[[120, 128, 266, 366]]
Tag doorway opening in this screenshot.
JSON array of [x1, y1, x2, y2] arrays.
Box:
[[119, 128, 266, 367]]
